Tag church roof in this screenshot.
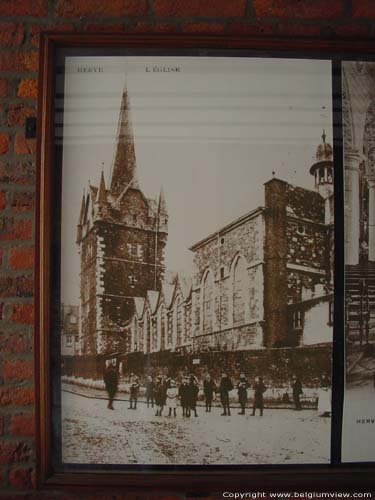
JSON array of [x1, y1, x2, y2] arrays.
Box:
[[134, 297, 145, 319], [147, 290, 160, 314], [162, 283, 175, 308]]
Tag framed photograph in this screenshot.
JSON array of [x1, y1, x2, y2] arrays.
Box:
[[36, 33, 375, 489]]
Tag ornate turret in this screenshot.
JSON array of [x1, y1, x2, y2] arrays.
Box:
[[310, 130, 334, 224], [109, 89, 139, 198]]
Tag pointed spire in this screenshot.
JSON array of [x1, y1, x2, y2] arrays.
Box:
[[78, 189, 85, 225], [97, 169, 107, 204], [110, 88, 139, 197], [158, 186, 168, 214], [322, 129, 326, 144], [77, 190, 86, 242]]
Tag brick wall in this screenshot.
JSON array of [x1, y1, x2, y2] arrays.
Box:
[[0, 0, 373, 497]]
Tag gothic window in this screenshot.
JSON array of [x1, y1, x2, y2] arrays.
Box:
[[184, 303, 191, 343], [160, 305, 165, 350], [66, 335, 72, 345], [152, 317, 157, 351], [144, 311, 150, 353], [220, 267, 225, 279], [203, 271, 214, 333], [233, 257, 246, 325], [176, 297, 182, 346], [137, 244, 143, 259]]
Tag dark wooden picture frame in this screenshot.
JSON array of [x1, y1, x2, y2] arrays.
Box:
[[36, 32, 375, 491]]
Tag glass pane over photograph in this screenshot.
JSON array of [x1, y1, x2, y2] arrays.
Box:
[[342, 60, 375, 463], [57, 55, 334, 466]]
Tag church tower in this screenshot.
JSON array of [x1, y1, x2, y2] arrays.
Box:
[[77, 88, 168, 366], [310, 130, 334, 225], [310, 130, 334, 289]]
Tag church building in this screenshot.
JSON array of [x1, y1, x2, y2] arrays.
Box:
[[73, 86, 334, 378]]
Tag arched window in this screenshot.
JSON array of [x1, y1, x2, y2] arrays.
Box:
[[233, 256, 246, 325], [143, 310, 150, 353], [159, 304, 165, 350], [176, 296, 182, 346], [203, 271, 214, 333]]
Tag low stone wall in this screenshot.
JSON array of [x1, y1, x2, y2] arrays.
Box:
[[63, 344, 332, 390]]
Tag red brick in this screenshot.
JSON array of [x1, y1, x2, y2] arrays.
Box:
[[253, 0, 344, 19], [9, 414, 35, 437], [0, 191, 7, 210], [0, 275, 33, 298], [0, 441, 32, 465], [0, 416, 3, 436], [10, 304, 34, 324], [7, 104, 35, 127], [154, 0, 246, 17], [11, 192, 35, 212], [0, 386, 34, 406], [0, 133, 9, 155], [9, 467, 35, 489], [277, 23, 322, 37], [14, 133, 36, 155], [130, 21, 178, 33], [229, 21, 274, 35], [0, 217, 32, 241], [181, 22, 226, 33], [56, 0, 147, 17], [0, 24, 24, 47], [0, 161, 35, 185], [334, 23, 371, 37], [17, 79, 38, 99], [0, 0, 47, 16], [0, 51, 38, 72], [0, 79, 7, 97], [30, 23, 75, 48], [353, 1, 375, 16], [0, 331, 27, 353], [3, 360, 34, 382], [9, 246, 34, 269], [85, 23, 125, 33]]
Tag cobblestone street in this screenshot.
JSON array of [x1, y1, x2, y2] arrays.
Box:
[[62, 388, 331, 465]]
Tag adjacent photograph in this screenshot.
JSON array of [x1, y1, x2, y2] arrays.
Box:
[[342, 60, 375, 462], [58, 55, 334, 466]]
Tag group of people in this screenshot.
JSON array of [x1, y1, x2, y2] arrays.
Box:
[[104, 367, 270, 417], [103, 365, 331, 417]]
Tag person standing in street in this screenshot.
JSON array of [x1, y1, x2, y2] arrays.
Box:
[[154, 375, 166, 416], [187, 374, 199, 417], [103, 363, 118, 410], [179, 377, 190, 417], [128, 373, 139, 410], [237, 372, 250, 415], [145, 375, 154, 408], [252, 376, 266, 416], [166, 379, 179, 417], [317, 373, 331, 417], [203, 374, 216, 412], [292, 375, 303, 411], [219, 372, 233, 416]]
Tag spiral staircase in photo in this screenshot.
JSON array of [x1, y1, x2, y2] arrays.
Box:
[[346, 263, 375, 381]]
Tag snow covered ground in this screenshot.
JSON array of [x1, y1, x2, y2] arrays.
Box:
[[61, 388, 331, 465]]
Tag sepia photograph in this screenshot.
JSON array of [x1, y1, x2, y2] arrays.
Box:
[[342, 60, 375, 462], [57, 55, 334, 466]]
